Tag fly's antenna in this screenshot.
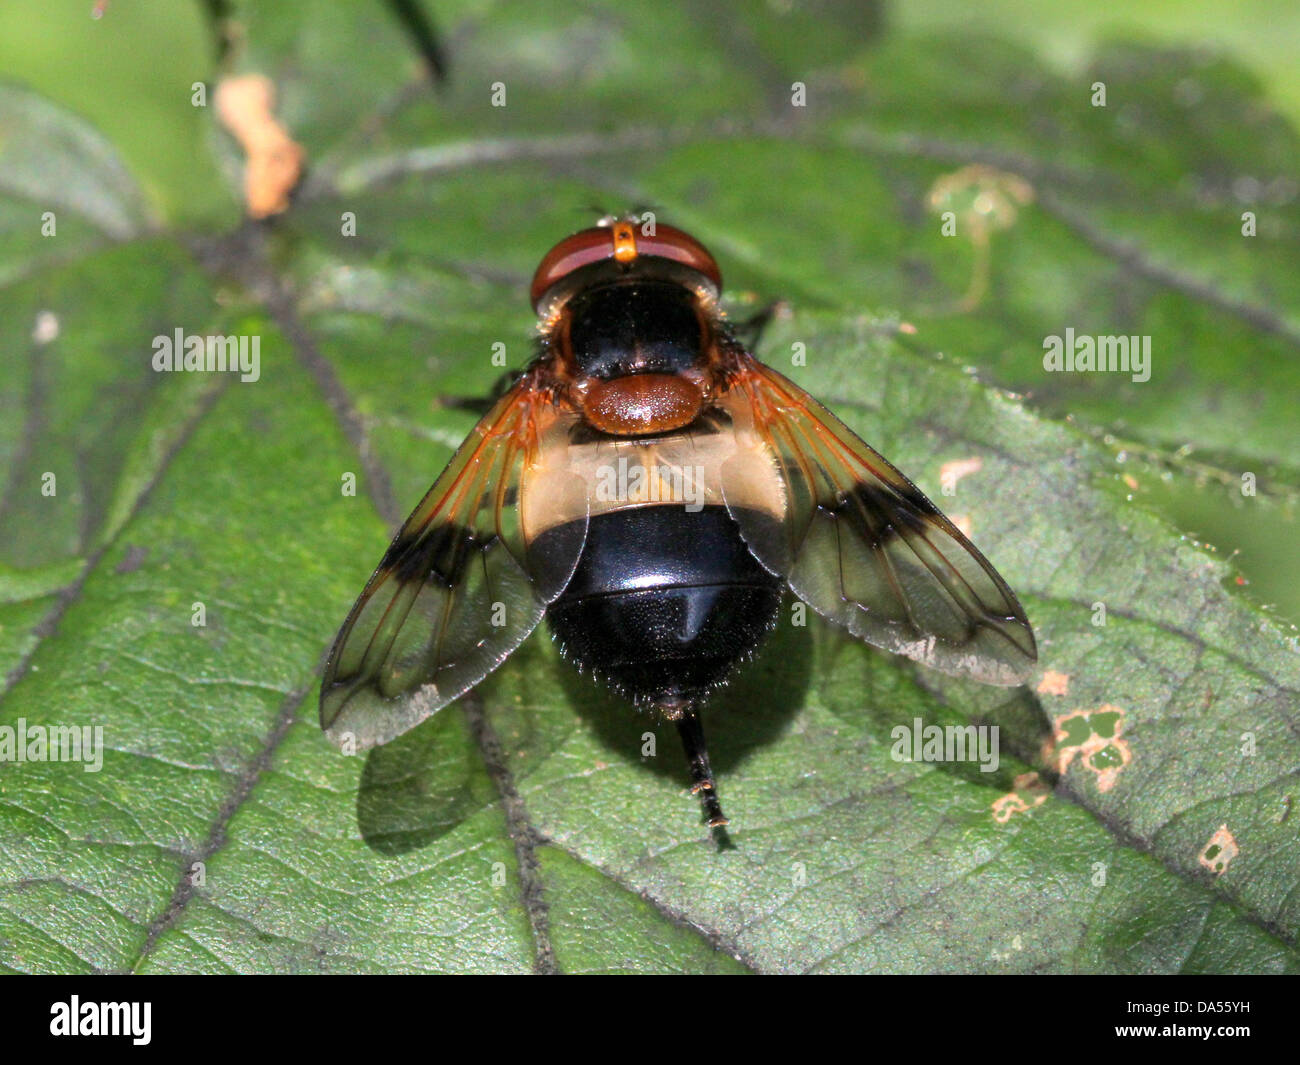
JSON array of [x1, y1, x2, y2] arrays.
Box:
[[580, 203, 616, 226]]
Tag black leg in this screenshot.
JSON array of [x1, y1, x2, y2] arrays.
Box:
[[439, 368, 524, 414], [673, 708, 729, 830], [731, 299, 790, 352]]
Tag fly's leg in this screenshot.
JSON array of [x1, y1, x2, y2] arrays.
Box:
[[439, 368, 525, 415], [730, 299, 791, 353], [660, 698, 729, 832]]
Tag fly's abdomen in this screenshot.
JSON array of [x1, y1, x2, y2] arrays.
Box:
[[535, 504, 782, 704]]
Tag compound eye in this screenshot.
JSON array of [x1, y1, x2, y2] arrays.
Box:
[[529, 222, 724, 311], [530, 227, 615, 310], [635, 224, 722, 292]]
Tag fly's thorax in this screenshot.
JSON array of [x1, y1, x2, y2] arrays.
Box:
[[563, 280, 705, 379], [547, 277, 728, 437]]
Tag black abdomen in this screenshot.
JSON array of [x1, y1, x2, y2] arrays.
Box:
[[535, 505, 782, 704]]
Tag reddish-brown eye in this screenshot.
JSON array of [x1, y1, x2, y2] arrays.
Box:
[[635, 224, 722, 291], [529, 227, 620, 310], [530, 222, 723, 310]]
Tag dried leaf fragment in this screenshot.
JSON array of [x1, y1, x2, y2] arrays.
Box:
[[215, 74, 305, 218]]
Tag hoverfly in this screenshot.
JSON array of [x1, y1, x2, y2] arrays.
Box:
[[320, 216, 1037, 831]]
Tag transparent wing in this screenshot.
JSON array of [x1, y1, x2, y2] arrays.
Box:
[[320, 382, 586, 749], [718, 357, 1036, 686]]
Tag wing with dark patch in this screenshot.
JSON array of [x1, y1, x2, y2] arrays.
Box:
[[320, 382, 586, 749], [717, 355, 1036, 686]]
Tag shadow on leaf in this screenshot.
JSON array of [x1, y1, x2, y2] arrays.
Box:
[[552, 598, 813, 789], [356, 707, 496, 855]]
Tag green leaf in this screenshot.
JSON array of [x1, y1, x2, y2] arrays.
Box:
[[1, 1, 1297, 974]]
